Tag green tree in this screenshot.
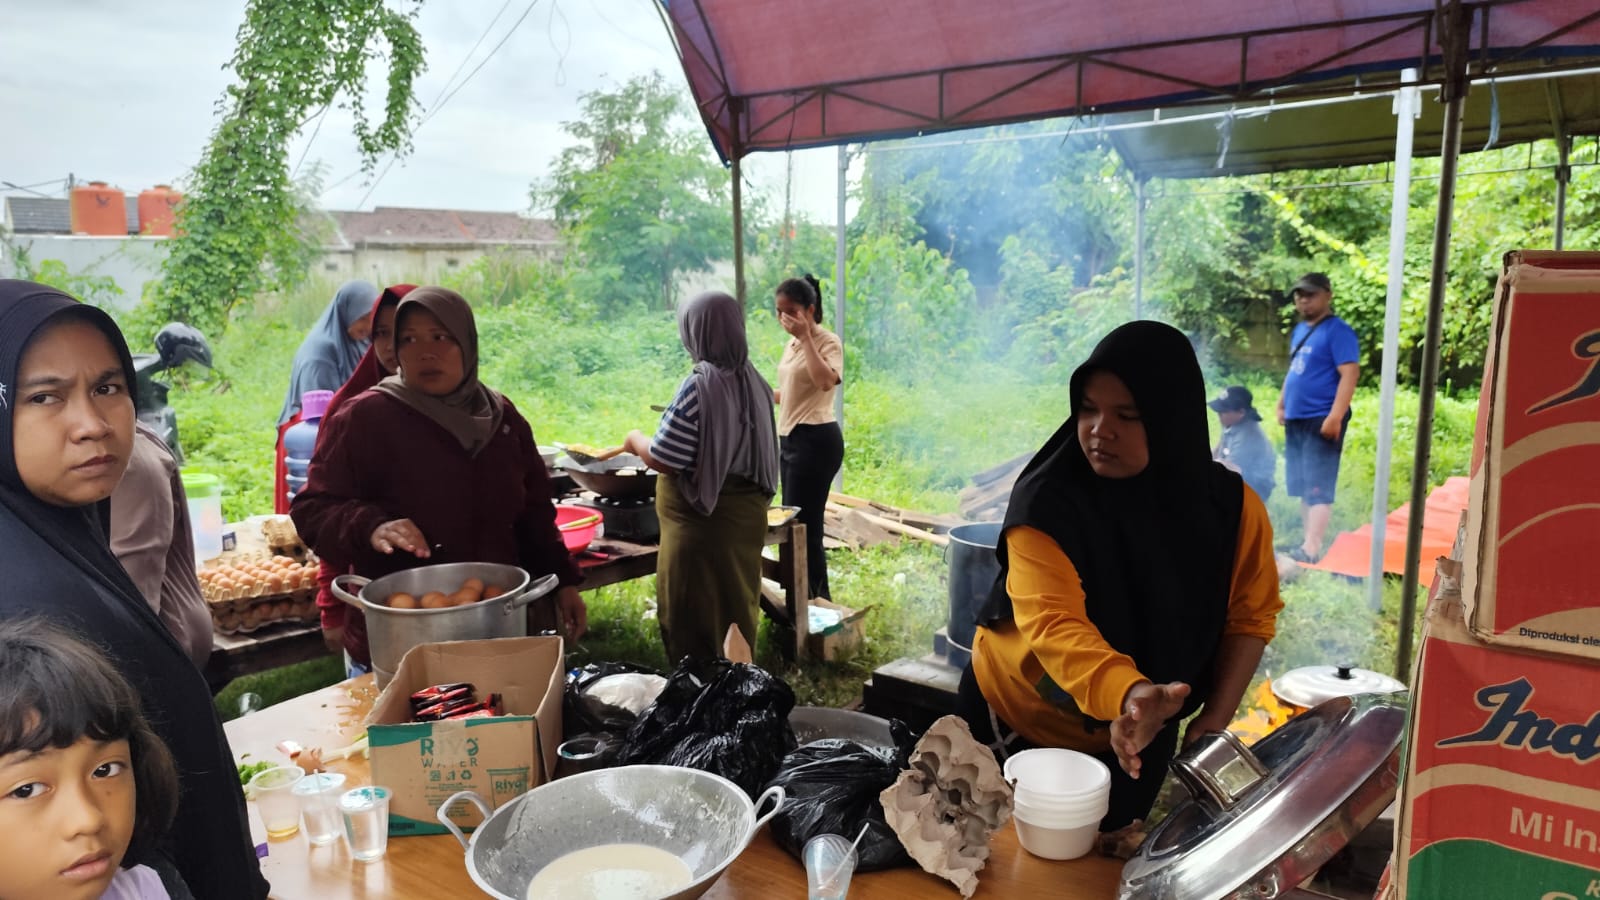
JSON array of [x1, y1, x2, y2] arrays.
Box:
[[534, 73, 735, 314], [149, 0, 426, 335]]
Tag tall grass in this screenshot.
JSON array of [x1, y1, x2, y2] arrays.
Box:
[[147, 274, 1475, 710]]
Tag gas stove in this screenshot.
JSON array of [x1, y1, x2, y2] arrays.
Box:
[[566, 493, 660, 543]]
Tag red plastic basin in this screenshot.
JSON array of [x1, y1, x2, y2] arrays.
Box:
[[555, 505, 602, 555]]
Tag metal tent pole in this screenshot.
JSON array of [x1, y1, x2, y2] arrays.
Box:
[[1398, 12, 1470, 681], [1368, 69, 1422, 611], [1134, 176, 1147, 318], [731, 102, 746, 306], [834, 143, 848, 490], [1555, 136, 1571, 250]]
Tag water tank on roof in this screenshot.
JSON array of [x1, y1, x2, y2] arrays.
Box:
[[69, 181, 127, 236], [137, 185, 183, 237]]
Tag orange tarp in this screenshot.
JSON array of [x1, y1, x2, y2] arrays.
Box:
[[1304, 476, 1470, 588]]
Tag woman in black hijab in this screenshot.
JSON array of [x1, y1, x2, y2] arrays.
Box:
[[0, 280, 269, 899], [962, 321, 1282, 831]]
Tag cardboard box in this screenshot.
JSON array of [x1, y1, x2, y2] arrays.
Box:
[[366, 635, 564, 836], [1463, 250, 1600, 660], [806, 598, 868, 660], [1395, 559, 1600, 898]]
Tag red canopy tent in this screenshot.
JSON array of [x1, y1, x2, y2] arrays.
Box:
[[656, 0, 1600, 675]]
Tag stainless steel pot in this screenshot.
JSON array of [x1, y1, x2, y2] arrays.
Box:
[[331, 563, 558, 688], [560, 453, 658, 500]]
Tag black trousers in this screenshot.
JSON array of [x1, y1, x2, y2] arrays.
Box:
[[956, 663, 1178, 831], [780, 422, 844, 599]]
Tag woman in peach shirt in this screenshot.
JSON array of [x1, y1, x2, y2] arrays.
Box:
[[962, 321, 1282, 832]]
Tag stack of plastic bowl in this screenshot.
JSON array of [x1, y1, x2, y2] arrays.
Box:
[[1003, 748, 1112, 860]]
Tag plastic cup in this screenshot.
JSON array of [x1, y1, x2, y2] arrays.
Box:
[[339, 786, 392, 863], [292, 772, 347, 846], [248, 766, 304, 839], [803, 833, 858, 900]]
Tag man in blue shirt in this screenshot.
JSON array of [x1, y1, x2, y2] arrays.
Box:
[[1276, 273, 1360, 563]]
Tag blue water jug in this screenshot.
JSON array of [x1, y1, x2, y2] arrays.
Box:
[[283, 389, 333, 508]]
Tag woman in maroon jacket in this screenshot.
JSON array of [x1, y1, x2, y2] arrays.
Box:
[[291, 286, 587, 671]]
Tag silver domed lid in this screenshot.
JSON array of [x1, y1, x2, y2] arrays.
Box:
[[1272, 663, 1406, 709]]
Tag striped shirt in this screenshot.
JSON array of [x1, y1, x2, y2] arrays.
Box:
[[650, 378, 701, 471]]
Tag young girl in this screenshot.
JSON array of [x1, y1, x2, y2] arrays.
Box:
[[0, 619, 184, 900]]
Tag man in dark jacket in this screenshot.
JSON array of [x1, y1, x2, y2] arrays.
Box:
[[1209, 385, 1276, 502]]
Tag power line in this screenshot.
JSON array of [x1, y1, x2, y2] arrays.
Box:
[[351, 0, 543, 209], [427, 0, 516, 114], [1, 178, 68, 197]]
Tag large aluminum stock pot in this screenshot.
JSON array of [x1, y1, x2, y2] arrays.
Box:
[[331, 562, 558, 687]]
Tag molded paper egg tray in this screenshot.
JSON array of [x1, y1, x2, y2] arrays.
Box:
[[200, 553, 321, 634]]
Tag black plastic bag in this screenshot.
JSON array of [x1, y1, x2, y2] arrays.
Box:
[[619, 657, 797, 799], [765, 726, 917, 871], [563, 661, 664, 739]]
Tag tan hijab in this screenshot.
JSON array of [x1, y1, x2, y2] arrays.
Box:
[[373, 286, 504, 457]]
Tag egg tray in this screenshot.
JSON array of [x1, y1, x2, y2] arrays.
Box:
[[208, 588, 319, 635]]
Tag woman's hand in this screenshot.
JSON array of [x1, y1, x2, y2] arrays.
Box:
[[370, 519, 430, 557], [1182, 708, 1233, 747], [778, 310, 811, 340], [557, 586, 588, 644], [624, 429, 673, 474], [1110, 680, 1191, 779]]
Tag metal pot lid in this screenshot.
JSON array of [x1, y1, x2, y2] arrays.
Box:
[[1118, 691, 1408, 900], [1272, 663, 1407, 709]]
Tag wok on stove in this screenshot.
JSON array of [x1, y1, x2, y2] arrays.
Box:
[[560, 452, 658, 500]]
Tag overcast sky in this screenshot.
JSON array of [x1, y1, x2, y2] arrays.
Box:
[[0, 0, 847, 222]]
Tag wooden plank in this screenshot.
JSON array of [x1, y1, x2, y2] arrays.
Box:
[[855, 510, 950, 547], [827, 491, 873, 508], [839, 508, 898, 547]]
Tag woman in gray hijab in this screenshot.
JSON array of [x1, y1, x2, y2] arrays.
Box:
[[277, 279, 378, 426], [624, 291, 779, 662]]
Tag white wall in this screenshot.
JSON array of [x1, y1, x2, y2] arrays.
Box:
[[0, 234, 169, 308]]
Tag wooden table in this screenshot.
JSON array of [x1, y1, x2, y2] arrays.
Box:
[[575, 521, 812, 660], [203, 521, 813, 690], [226, 676, 1125, 899]]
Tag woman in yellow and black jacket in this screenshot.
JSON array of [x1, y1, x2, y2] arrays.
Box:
[[960, 321, 1282, 832]]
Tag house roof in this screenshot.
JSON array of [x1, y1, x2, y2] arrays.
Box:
[[5, 197, 560, 250], [326, 207, 559, 248], [4, 196, 138, 234]]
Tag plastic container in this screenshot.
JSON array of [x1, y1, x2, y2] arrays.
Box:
[[292, 771, 347, 846], [554, 504, 603, 555], [68, 181, 127, 236], [1004, 747, 1111, 804], [136, 184, 183, 237], [180, 470, 224, 563], [1013, 804, 1103, 860], [1003, 747, 1111, 861], [283, 390, 334, 507], [803, 832, 858, 900]]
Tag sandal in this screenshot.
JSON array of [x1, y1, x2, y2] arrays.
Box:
[[1286, 547, 1319, 564]]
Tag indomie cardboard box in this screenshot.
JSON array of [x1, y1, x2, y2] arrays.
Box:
[[1463, 250, 1600, 660], [367, 635, 563, 836], [1395, 557, 1600, 898]]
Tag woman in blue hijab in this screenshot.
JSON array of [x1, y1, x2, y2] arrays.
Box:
[[277, 279, 379, 426]]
